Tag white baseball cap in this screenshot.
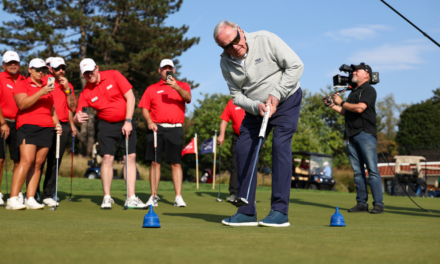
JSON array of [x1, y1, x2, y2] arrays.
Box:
[[51, 57, 66, 68], [45, 57, 54, 65], [80, 58, 96, 74], [160, 59, 174, 68], [323, 161, 329, 166], [29, 58, 47, 68], [2, 51, 20, 63]]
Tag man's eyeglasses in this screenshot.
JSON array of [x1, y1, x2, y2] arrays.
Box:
[[32, 67, 47, 73], [221, 29, 240, 51], [53, 65, 67, 72]]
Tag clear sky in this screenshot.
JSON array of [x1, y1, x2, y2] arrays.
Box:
[[1, 0, 440, 114]]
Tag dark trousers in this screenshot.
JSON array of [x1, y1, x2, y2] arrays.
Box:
[[37, 122, 71, 199], [228, 133, 239, 196], [236, 89, 302, 215]]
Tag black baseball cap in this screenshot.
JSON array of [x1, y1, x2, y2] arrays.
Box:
[[350, 62, 372, 74]]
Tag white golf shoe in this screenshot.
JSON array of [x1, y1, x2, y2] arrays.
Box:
[[146, 196, 159, 207], [5, 196, 26, 210], [18, 192, 24, 204], [126, 196, 147, 209], [174, 195, 187, 207], [101, 195, 114, 209], [43, 198, 59, 207], [25, 197, 44, 210], [0, 193, 4, 206]]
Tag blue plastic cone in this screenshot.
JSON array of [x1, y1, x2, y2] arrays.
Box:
[[330, 207, 346, 227], [142, 205, 161, 228]]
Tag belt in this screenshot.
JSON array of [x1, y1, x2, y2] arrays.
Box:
[[5, 118, 15, 122], [157, 123, 182, 128]]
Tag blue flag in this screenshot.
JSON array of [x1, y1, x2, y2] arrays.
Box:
[[200, 137, 215, 155]]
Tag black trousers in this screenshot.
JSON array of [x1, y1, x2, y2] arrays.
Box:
[[37, 122, 71, 199], [228, 133, 239, 196]]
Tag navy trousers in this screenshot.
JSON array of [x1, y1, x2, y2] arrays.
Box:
[[236, 89, 302, 215]]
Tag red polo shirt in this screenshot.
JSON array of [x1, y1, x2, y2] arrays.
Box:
[[76, 70, 132, 123], [138, 79, 191, 124], [0, 71, 26, 119], [13, 77, 55, 129], [220, 99, 246, 135], [43, 76, 75, 122]]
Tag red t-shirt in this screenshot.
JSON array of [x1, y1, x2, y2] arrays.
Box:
[[0, 71, 26, 119], [220, 99, 246, 135], [76, 70, 132, 123], [13, 77, 55, 129], [138, 79, 191, 124], [43, 76, 75, 122]]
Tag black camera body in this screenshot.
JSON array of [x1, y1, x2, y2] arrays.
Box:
[[333, 64, 380, 87]]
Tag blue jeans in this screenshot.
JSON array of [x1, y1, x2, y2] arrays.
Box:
[[346, 131, 384, 207]]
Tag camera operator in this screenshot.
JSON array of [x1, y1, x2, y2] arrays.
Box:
[[324, 63, 384, 214]]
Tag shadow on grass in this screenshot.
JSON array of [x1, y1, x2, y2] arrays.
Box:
[[162, 212, 229, 223], [61, 192, 125, 207], [195, 191, 221, 199], [290, 198, 348, 211]]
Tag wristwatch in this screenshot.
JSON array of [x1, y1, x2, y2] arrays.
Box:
[[125, 119, 132, 123], [341, 101, 346, 107]]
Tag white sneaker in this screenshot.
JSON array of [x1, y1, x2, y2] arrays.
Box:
[[0, 193, 4, 206], [101, 195, 114, 209], [126, 196, 147, 209], [6, 196, 26, 210], [43, 198, 59, 207], [146, 196, 159, 207], [18, 192, 24, 204], [25, 197, 44, 210], [174, 195, 186, 207]]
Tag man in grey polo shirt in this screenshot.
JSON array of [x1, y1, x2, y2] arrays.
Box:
[[214, 21, 304, 227]]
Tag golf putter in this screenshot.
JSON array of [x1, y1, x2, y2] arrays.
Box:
[[153, 131, 159, 203], [68, 133, 74, 202], [235, 105, 270, 207], [50, 133, 61, 210], [4, 138, 8, 198], [216, 146, 223, 202], [123, 137, 129, 210]]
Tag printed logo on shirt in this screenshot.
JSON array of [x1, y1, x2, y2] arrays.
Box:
[[106, 84, 113, 90], [91, 96, 98, 103], [235, 107, 241, 110], [157, 90, 164, 94], [255, 58, 263, 65], [31, 84, 37, 87], [7, 84, 13, 89]]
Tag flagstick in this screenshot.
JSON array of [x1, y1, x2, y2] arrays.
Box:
[[195, 132, 199, 190], [212, 130, 217, 190]]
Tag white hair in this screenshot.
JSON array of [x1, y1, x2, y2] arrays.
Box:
[[213, 20, 238, 43]]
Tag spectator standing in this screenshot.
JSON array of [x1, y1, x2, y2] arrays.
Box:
[[138, 59, 191, 207]]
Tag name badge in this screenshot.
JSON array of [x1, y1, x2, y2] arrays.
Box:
[[107, 84, 113, 90], [91, 96, 98, 103], [7, 84, 13, 89], [235, 107, 241, 110], [31, 84, 37, 87], [157, 90, 164, 94]]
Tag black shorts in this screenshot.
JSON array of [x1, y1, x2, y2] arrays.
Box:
[[145, 126, 183, 164], [0, 121, 20, 160], [17, 125, 54, 148], [97, 120, 137, 156]]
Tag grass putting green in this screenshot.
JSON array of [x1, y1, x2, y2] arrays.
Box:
[[1, 176, 439, 264]]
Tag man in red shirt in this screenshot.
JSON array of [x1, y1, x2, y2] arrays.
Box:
[[74, 58, 146, 210], [0, 51, 26, 206], [218, 99, 245, 203], [138, 59, 191, 207], [37, 57, 77, 207]]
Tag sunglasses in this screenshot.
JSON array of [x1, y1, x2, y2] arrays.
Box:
[[53, 65, 67, 72], [32, 67, 47, 73], [221, 29, 241, 51]]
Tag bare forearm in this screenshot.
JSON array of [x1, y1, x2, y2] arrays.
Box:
[[0, 107, 6, 123], [330, 105, 345, 116], [342, 102, 366, 114], [175, 85, 191, 103], [142, 108, 154, 124], [66, 93, 77, 112], [124, 90, 135, 120], [219, 120, 228, 137], [15, 92, 43, 111], [52, 107, 61, 126]]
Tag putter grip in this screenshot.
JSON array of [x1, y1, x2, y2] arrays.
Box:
[[71, 133, 75, 153], [154, 131, 157, 148], [56, 134, 61, 159], [259, 105, 270, 138]]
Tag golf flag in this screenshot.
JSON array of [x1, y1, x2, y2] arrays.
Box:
[[182, 138, 197, 156], [200, 137, 216, 155]]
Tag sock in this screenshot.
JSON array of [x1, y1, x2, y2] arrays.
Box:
[[129, 195, 136, 199], [104, 195, 111, 199]]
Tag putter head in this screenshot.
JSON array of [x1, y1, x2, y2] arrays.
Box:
[[234, 197, 249, 207], [123, 206, 128, 210], [216, 198, 223, 202], [49, 206, 57, 211], [68, 198, 71, 202]]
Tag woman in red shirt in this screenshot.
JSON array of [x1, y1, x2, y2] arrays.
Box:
[[6, 58, 62, 210]]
